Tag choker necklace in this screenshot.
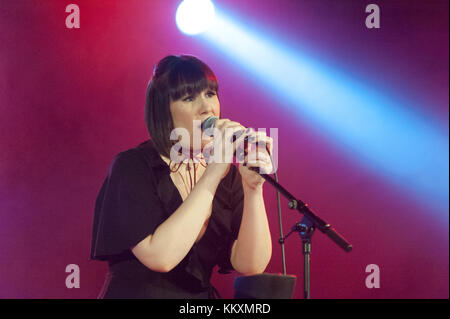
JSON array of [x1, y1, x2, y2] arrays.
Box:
[[168, 151, 207, 193]]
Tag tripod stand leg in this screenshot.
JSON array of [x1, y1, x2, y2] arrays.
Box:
[[303, 241, 311, 299]]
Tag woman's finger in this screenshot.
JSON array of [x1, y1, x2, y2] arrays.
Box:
[[246, 149, 271, 162], [214, 119, 244, 131], [244, 158, 273, 174], [246, 131, 272, 152]]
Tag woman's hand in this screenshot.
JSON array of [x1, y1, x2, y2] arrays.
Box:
[[238, 130, 274, 192], [203, 118, 246, 180]]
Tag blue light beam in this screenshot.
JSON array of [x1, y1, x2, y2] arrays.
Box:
[[199, 10, 449, 216]]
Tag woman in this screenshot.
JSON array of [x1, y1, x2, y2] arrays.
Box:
[[90, 55, 273, 298]]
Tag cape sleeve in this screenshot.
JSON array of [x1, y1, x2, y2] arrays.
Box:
[[217, 165, 244, 274], [90, 150, 167, 261]]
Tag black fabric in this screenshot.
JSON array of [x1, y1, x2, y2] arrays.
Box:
[[90, 139, 244, 299], [234, 274, 296, 299]]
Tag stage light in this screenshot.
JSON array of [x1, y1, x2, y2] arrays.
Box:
[[176, 0, 216, 35]]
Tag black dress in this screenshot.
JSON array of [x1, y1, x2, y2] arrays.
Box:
[[90, 140, 244, 298]]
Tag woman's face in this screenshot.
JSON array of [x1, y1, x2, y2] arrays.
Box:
[[169, 88, 220, 151]]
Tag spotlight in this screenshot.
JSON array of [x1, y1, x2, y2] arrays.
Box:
[[176, 0, 216, 35]]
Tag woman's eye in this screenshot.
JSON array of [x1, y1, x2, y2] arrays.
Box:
[[206, 91, 216, 97], [183, 96, 194, 102]]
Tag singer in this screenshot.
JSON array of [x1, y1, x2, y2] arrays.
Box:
[[90, 55, 273, 299]]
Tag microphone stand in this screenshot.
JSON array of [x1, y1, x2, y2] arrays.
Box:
[[280, 215, 315, 299], [249, 167, 352, 299]]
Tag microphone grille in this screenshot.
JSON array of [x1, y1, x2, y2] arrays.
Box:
[[201, 116, 218, 131]]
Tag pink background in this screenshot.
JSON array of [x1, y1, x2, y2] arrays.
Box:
[[0, 0, 448, 298]]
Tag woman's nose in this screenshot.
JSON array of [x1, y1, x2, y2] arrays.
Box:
[[198, 97, 214, 115]]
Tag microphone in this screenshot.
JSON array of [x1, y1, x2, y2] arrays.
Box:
[[201, 116, 272, 170], [201, 115, 249, 161], [201, 116, 254, 143], [201, 116, 219, 132]]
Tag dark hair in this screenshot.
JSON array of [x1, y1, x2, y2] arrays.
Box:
[[145, 55, 219, 158]]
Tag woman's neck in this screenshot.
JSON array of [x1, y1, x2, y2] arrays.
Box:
[[160, 152, 206, 172]]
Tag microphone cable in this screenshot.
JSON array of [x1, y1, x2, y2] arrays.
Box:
[[265, 145, 286, 275]]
